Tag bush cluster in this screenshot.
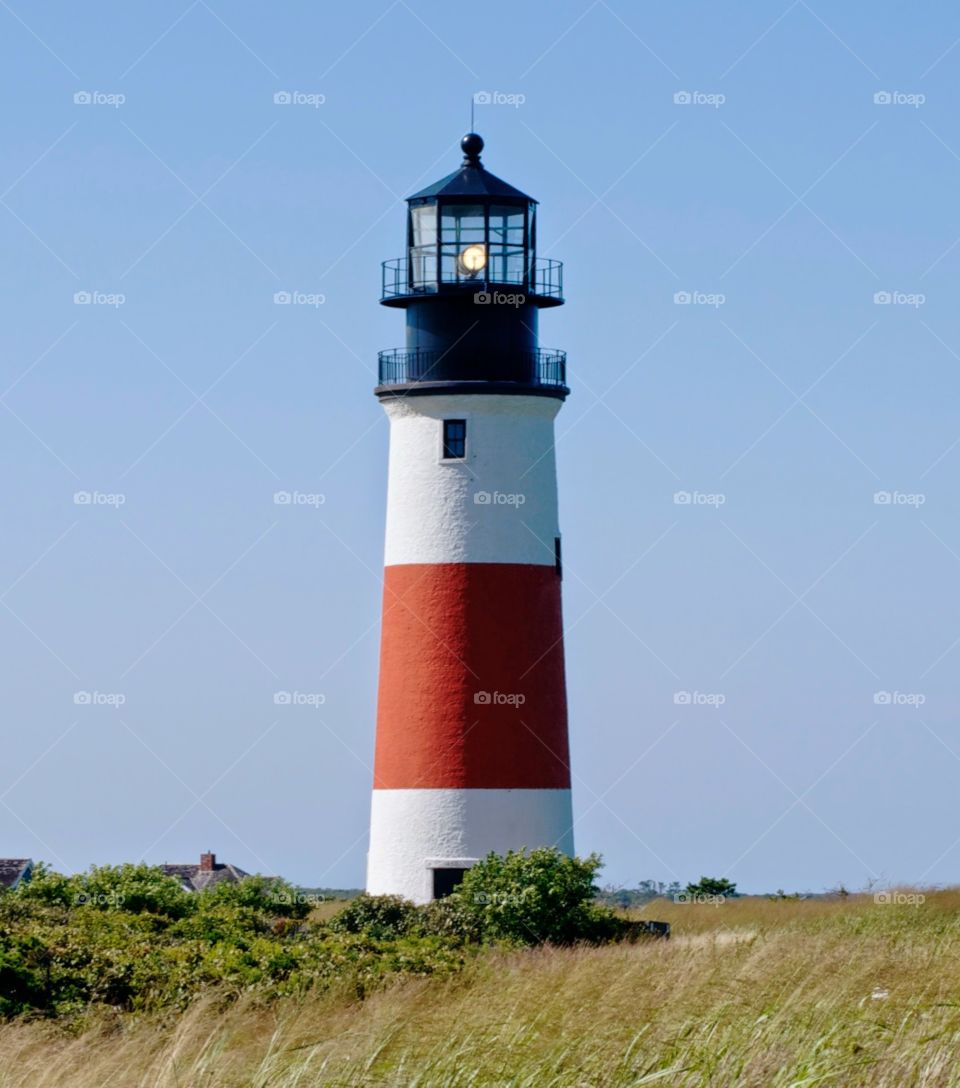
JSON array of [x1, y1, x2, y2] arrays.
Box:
[[0, 850, 629, 1020]]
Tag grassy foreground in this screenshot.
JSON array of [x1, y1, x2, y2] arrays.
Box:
[[2, 891, 960, 1086]]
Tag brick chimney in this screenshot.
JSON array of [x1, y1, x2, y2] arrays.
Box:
[[200, 851, 216, 872]]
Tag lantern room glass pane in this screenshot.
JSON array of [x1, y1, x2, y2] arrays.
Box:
[[410, 204, 437, 247], [409, 204, 438, 289], [488, 246, 526, 284], [489, 205, 525, 247], [440, 204, 485, 244]]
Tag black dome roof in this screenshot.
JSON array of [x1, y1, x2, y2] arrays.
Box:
[[407, 133, 535, 203]]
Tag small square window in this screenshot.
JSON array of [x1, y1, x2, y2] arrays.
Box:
[[442, 419, 466, 459]]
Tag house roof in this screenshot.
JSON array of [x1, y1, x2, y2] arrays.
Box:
[[0, 859, 32, 889], [161, 860, 249, 892]]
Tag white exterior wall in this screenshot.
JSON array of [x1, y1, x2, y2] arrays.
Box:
[[382, 393, 561, 567], [368, 788, 574, 903]]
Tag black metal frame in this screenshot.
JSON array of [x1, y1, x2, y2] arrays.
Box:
[[403, 195, 540, 294], [378, 347, 567, 390], [382, 255, 563, 303]]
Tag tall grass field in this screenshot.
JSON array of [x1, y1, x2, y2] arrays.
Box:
[[2, 890, 959, 1087]]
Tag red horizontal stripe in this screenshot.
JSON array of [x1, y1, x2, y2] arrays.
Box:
[[374, 563, 571, 789]]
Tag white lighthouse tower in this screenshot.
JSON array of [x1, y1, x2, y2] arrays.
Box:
[[367, 133, 573, 903]]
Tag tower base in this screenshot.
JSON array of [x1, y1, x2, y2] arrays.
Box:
[[366, 787, 573, 903]]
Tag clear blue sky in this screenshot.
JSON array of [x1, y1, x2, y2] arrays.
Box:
[[2, 1, 959, 893]]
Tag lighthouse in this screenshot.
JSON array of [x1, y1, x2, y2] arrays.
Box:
[[367, 133, 573, 903]]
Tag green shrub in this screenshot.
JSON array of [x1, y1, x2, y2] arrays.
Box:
[[328, 894, 418, 940], [445, 848, 618, 946]]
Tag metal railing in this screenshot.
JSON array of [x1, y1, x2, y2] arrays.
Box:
[[377, 348, 567, 389], [381, 257, 563, 303]]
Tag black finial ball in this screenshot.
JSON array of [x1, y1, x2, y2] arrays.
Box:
[[461, 132, 484, 160]]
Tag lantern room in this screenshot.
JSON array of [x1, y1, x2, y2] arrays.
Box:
[[377, 133, 567, 398]]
